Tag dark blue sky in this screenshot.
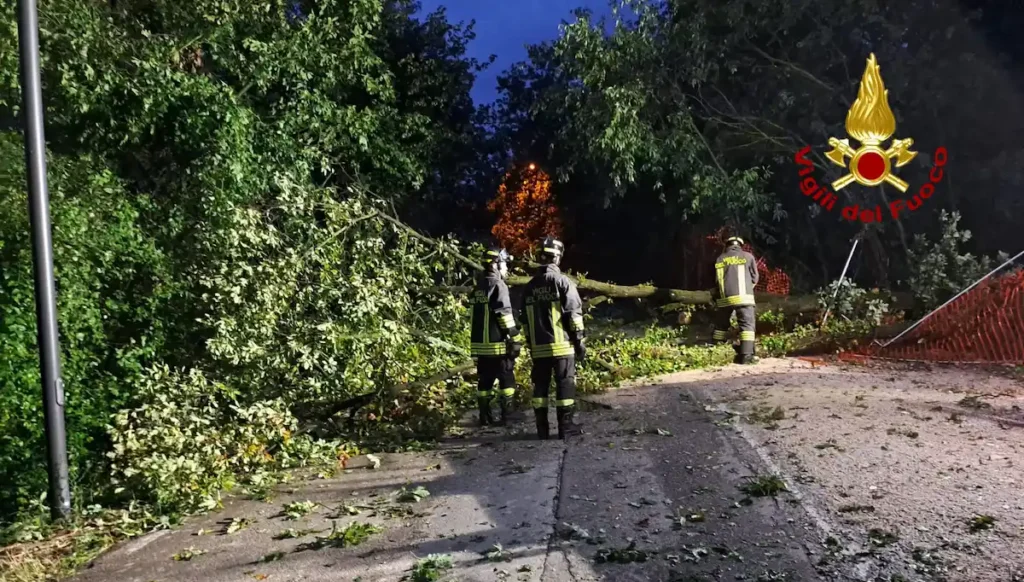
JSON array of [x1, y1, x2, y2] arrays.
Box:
[[417, 0, 612, 104]]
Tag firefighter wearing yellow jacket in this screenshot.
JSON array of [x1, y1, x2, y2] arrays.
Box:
[[469, 245, 523, 426], [520, 236, 585, 439], [711, 236, 759, 365]]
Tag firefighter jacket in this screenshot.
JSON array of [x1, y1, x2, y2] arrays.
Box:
[[713, 245, 759, 308], [469, 271, 520, 357], [520, 264, 585, 359]]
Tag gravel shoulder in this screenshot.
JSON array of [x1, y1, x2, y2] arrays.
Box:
[[676, 357, 1024, 582]]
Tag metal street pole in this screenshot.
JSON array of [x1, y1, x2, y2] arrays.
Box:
[[820, 235, 861, 329], [17, 0, 72, 520]]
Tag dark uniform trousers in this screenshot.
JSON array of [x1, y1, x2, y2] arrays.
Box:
[[713, 305, 756, 356], [530, 356, 576, 410], [477, 356, 516, 401]]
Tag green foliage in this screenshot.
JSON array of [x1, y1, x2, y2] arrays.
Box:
[[816, 280, 892, 325], [282, 501, 319, 521], [0, 0, 490, 525], [298, 520, 383, 550], [756, 310, 786, 328], [906, 211, 1000, 310], [0, 134, 173, 517], [107, 366, 318, 513], [739, 474, 788, 497], [758, 331, 802, 358], [0, 499, 172, 579], [396, 486, 431, 503], [407, 553, 454, 582], [577, 324, 733, 390], [758, 320, 879, 358]]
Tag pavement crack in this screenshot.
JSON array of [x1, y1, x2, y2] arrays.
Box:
[[541, 443, 582, 582]]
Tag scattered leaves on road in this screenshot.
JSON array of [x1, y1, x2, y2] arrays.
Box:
[[500, 460, 531, 476], [484, 543, 511, 562], [282, 500, 317, 520], [224, 517, 253, 535], [674, 507, 706, 526], [273, 527, 324, 540], [958, 395, 992, 410], [886, 427, 919, 439], [259, 551, 286, 563], [752, 570, 790, 581], [296, 521, 383, 551], [748, 405, 786, 425], [867, 528, 898, 546], [814, 439, 844, 451], [739, 474, 787, 497], [397, 485, 431, 503], [594, 541, 651, 563], [172, 547, 206, 561], [837, 504, 875, 514], [969, 514, 996, 532], [559, 522, 591, 541], [406, 553, 453, 582]]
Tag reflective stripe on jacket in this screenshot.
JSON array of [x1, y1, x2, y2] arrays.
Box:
[[520, 264, 584, 359], [714, 246, 759, 308], [469, 272, 519, 356]]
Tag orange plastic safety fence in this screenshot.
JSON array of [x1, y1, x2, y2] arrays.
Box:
[[846, 270, 1024, 364], [677, 229, 791, 295]]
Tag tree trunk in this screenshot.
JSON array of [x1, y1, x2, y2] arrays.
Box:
[[436, 278, 912, 315]]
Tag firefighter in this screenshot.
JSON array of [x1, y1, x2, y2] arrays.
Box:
[[520, 236, 585, 439], [710, 236, 759, 364], [470, 244, 523, 426]]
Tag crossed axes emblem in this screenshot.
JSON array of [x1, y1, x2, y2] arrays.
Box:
[[825, 137, 917, 192]]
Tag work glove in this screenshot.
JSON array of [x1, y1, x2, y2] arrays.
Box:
[[573, 340, 587, 363], [506, 340, 523, 360]]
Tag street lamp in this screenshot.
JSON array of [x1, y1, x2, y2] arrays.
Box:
[[17, 0, 72, 520]]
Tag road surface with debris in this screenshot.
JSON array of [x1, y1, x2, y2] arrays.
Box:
[[70, 358, 1023, 582]]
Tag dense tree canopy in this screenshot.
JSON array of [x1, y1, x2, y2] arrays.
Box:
[[0, 0, 491, 518]]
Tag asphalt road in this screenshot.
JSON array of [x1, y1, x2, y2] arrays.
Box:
[[72, 380, 834, 582]]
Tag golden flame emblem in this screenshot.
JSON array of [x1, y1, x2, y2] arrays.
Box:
[[825, 54, 917, 192]]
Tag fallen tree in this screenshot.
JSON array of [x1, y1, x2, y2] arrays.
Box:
[[384, 211, 911, 315], [443, 277, 913, 316], [296, 214, 915, 432]]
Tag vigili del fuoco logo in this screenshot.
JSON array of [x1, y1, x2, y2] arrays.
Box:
[[794, 54, 947, 223]]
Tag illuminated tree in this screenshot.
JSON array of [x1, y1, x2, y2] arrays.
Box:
[[487, 164, 564, 256]]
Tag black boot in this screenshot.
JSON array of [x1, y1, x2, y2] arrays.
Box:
[[738, 341, 757, 365], [478, 398, 493, 426], [556, 406, 583, 439], [534, 408, 550, 440], [497, 396, 511, 426]]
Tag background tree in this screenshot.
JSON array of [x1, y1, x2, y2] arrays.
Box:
[[495, 0, 1023, 288], [488, 164, 564, 256]]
